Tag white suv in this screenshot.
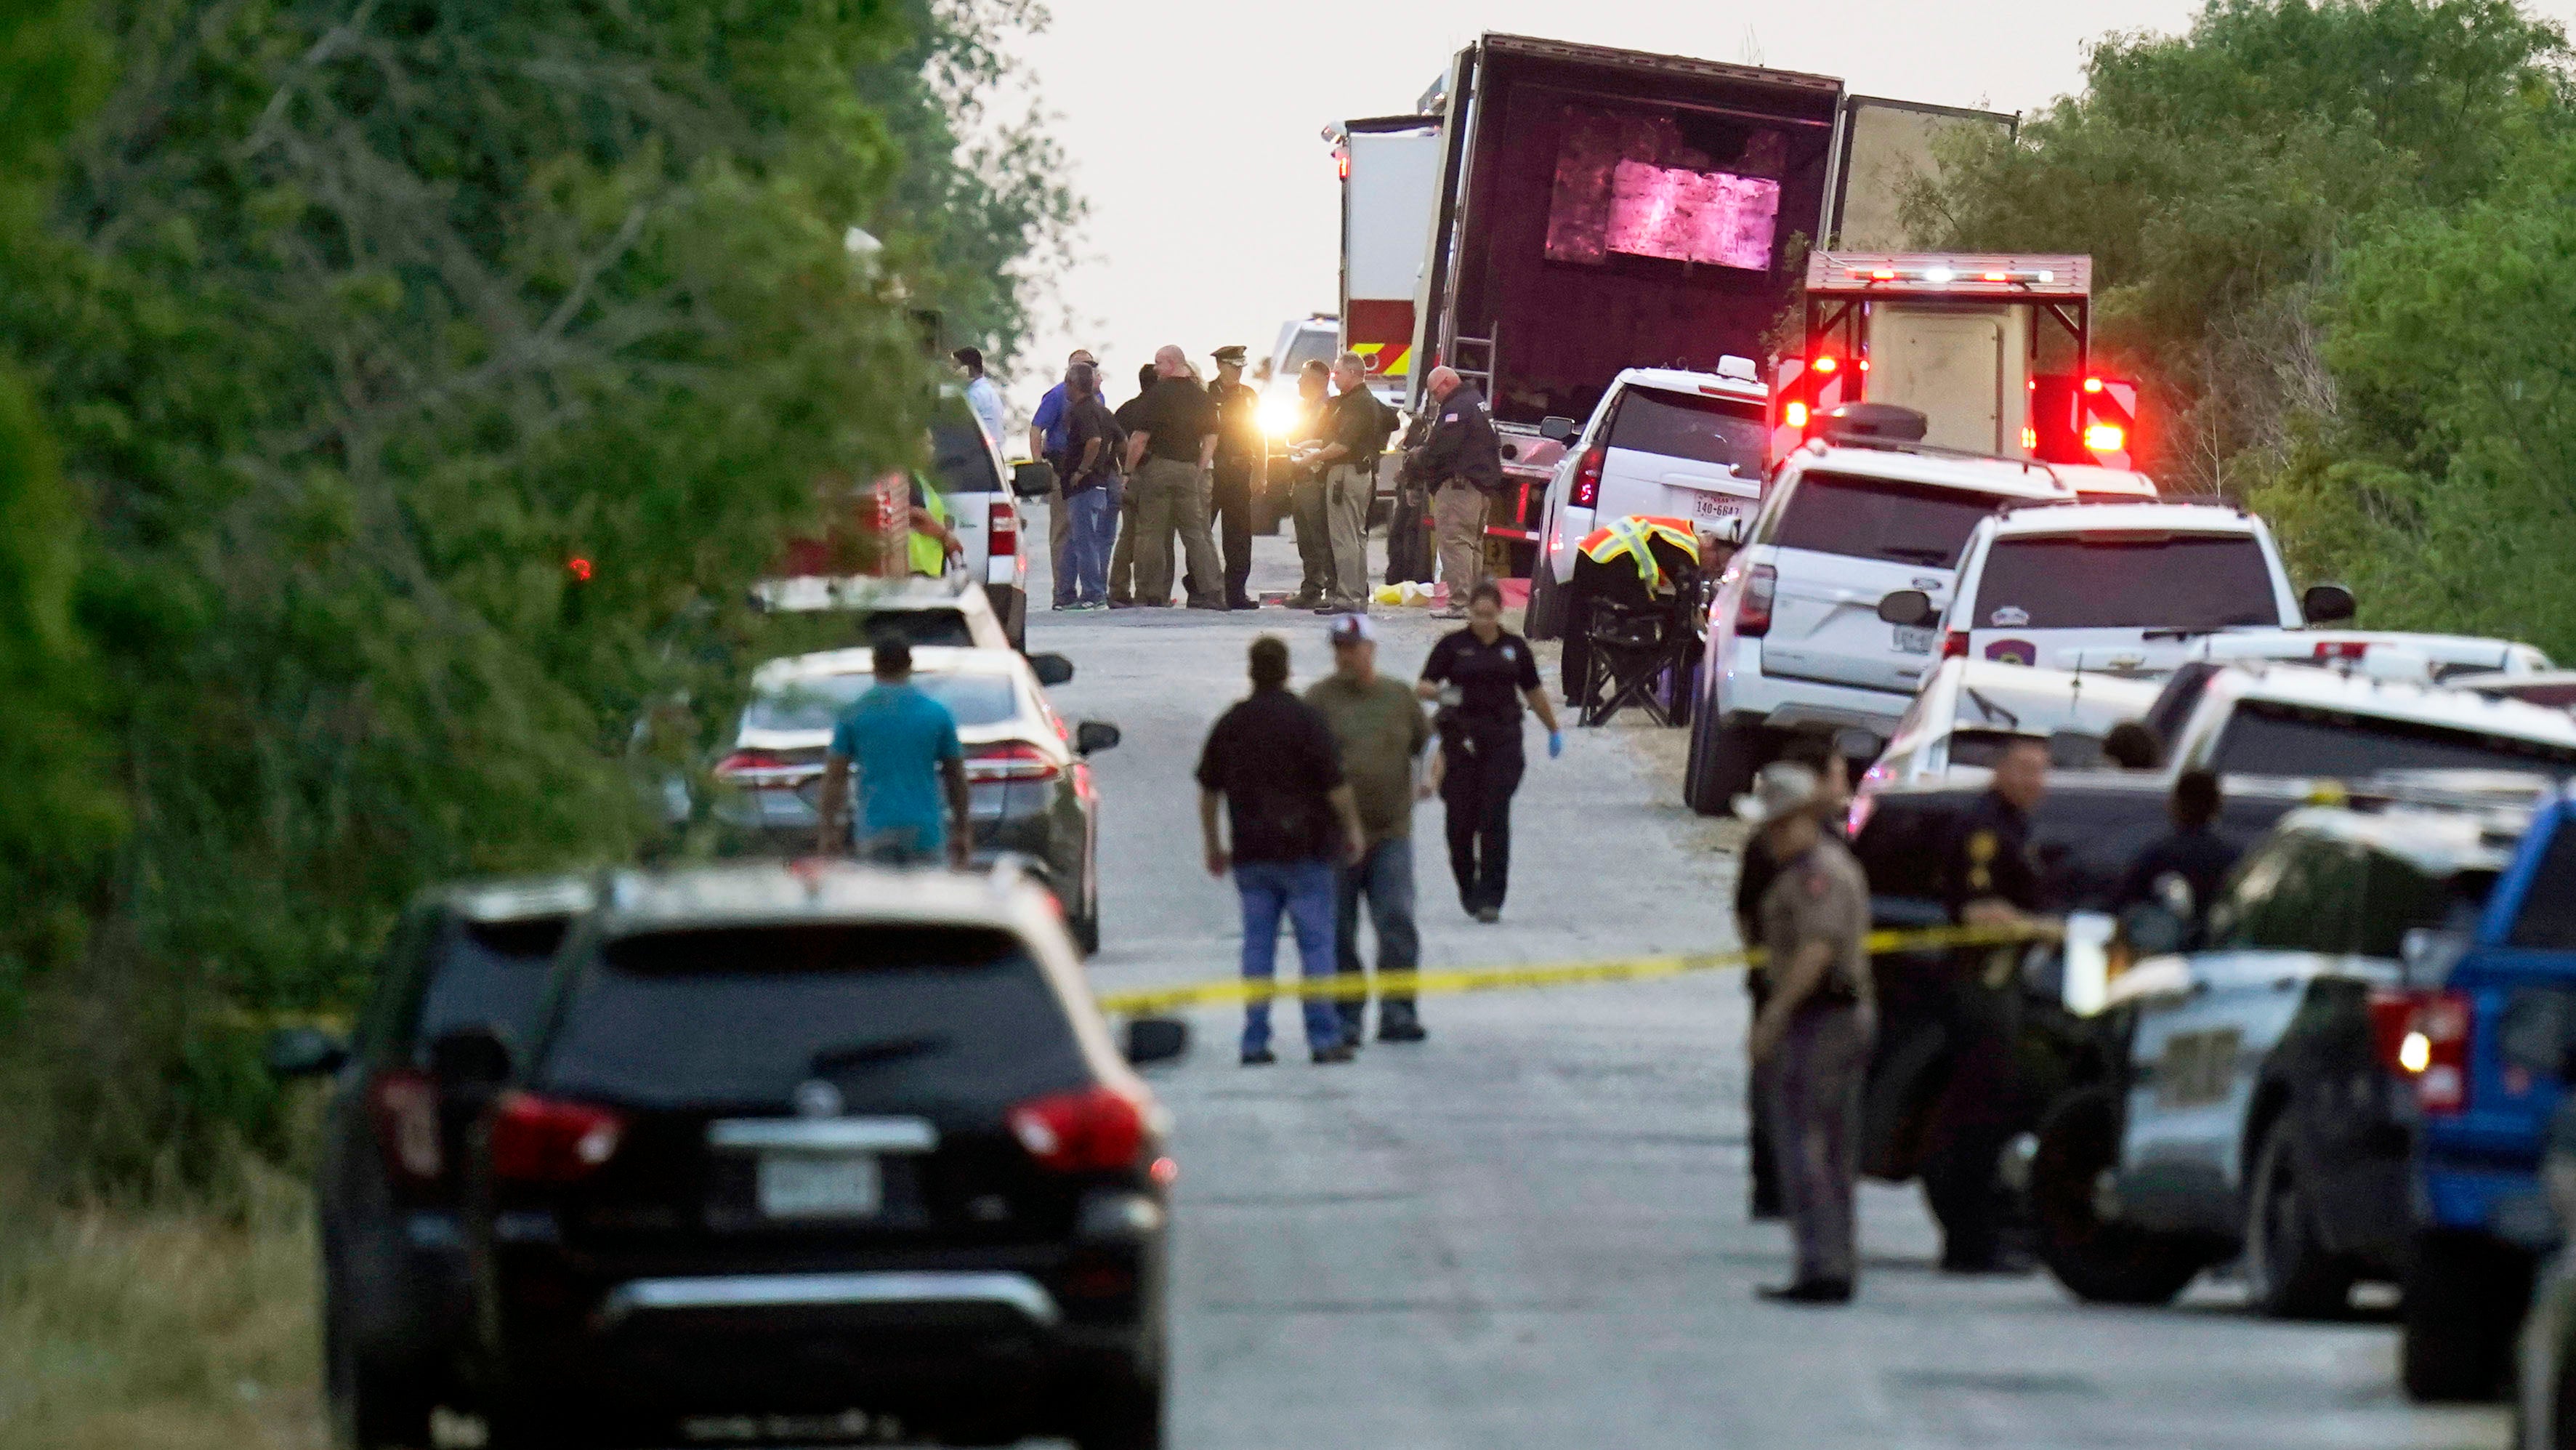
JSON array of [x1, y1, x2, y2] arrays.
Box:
[[1536, 361, 1769, 589], [1682, 440, 2072, 813], [1888, 500, 2322, 680]]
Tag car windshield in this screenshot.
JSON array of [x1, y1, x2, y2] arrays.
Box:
[[744, 672, 1020, 734], [847, 608, 977, 649], [541, 925, 1087, 1108], [1767, 470, 1998, 568], [412, 915, 571, 1050], [2509, 825, 2576, 950], [1971, 535, 2278, 630], [1607, 388, 1767, 476], [2210, 699, 2576, 780]]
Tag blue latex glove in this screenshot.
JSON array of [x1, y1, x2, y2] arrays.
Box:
[[1548, 729, 1564, 760]]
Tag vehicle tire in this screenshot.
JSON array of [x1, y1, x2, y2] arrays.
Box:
[[2028, 1086, 2204, 1306], [1525, 563, 1565, 641], [323, 1282, 434, 1450], [1069, 1369, 1165, 1450], [2245, 1119, 2355, 1319], [2405, 1231, 2525, 1401], [1684, 714, 1764, 818]]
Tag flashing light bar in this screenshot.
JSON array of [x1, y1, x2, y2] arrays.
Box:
[[1844, 265, 2056, 285], [2084, 422, 2127, 452]]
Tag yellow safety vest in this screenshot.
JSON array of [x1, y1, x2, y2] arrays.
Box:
[[1577, 515, 1700, 594], [909, 479, 953, 577]]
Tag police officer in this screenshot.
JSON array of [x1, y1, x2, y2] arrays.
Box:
[[1283, 360, 1336, 608], [1922, 733, 2051, 1273], [1740, 761, 1874, 1305], [1734, 734, 1851, 1222], [1208, 346, 1264, 610], [1410, 366, 1503, 619]]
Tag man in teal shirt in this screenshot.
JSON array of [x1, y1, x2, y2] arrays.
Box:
[[815, 638, 972, 867]]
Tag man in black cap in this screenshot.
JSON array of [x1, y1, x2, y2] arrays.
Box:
[[1209, 345, 1264, 610]]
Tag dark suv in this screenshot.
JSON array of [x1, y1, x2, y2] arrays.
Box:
[[459, 863, 1182, 1449], [267, 877, 594, 1449]]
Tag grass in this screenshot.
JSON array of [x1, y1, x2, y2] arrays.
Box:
[[0, 1159, 326, 1450]]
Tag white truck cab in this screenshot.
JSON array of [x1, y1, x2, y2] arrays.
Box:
[[1537, 361, 1769, 586]]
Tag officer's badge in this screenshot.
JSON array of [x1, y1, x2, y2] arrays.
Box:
[[1968, 831, 1997, 863]]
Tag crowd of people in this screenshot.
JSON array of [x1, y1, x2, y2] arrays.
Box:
[[967, 343, 1505, 619]]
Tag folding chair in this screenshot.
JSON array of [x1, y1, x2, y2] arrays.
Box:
[[1571, 520, 1702, 728]]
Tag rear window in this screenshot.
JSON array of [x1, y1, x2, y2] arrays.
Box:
[[1970, 535, 2278, 631], [1606, 388, 1766, 477], [541, 925, 1085, 1108], [1279, 327, 1335, 374], [1767, 470, 1998, 568], [2210, 700, 2576, 781], [1947, 728, 2038, 770], [2495, 682, 2576, 709], [413, 917, 570, 1050], [2508, 823, 2576, 951], [745, 672, 1020, 734], [930, 408, 1002, 494]]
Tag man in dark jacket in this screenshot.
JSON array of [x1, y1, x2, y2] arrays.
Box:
[[1413, 366, 1503, 619], [1208, 345, 1264, 610]]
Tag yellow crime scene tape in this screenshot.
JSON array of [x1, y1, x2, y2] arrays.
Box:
[[1093, 922, 2057, 1016]]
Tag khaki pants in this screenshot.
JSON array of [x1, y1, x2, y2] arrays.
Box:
[[1761, 1003, 1873, 1286], [1325, 464, 1373, 608], [1132, 457, 1224, 606], [1107, 476, 1137, 604], [1433, 481, 1487, 605], [1291, 472, 1333, 599]]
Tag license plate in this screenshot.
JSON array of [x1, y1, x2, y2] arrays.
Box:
[[1688, 494, 1746, 521], [1893, 625, 1935, 655], [757, 1152, 882, 1219]]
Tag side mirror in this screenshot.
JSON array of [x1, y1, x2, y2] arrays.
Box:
[[1538, 415, 1578, 443], [1876, 589, 1936, 628], [264, 1025, 349, 1079], [1010, 460, 1057, 500], [2302, 582, 2357, 625], [1124, 1016, 1190, 1066], [1075, 720, 1121, 755], [1028, 652, 1075, 687], [428, 1026, 514, 1107]]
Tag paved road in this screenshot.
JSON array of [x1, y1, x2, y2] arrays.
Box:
[[1025, 511, 2508, 1450]]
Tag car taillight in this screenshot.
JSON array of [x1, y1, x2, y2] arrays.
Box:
[[368, 1068, 443, 1185], [2314, 640, 2368, 662], [1009, 1084, 1147, 1172], [1570, 445, 1605, 509], [966, 741, 1060, 782], [1941, 631, 1969, 658], [1735, 564, 1776, 637], [988, 499, 1017, 556], [2372, 988, 2473, 1115], [714, 749, 784, 779], [488, 1092, 627, 1183]]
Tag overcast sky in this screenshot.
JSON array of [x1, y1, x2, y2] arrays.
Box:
[[992, 0, 2576, 422]]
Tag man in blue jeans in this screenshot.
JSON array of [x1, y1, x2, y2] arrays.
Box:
[[1304, 613, 1431, 1043], [1196, 636, 1365, 1065], [815, 637, 971, 867]]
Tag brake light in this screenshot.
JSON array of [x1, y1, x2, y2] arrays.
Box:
[[2083, 376, 2105, 394], [988, 500, 1017, 556], [966, 741, 1060, 782], [2314, 640, 2369, 662], [1941, 631, 1969, 658], [489, 1092, 627, 1183], [714, 749, 785, 778], [1570, 446, 1605, 509], [1810, 355, 1838, 375], [1783, 400, 1809, 430], [1735, 564, 1776, 637], [2372, 989, 2472, 1115], [2084, 422, 2126, 453], [368, 1068, 442, 1185], [1009, 1084, 1147, 1172]]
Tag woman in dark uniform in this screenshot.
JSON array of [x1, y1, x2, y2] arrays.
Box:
[[1418, 581, 1564, 922]]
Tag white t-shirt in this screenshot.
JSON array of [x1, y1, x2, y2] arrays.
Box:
[[964, 376, 1006, 446]]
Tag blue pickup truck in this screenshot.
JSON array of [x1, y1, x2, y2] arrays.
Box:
[[2402, 787, 2576, 1401]]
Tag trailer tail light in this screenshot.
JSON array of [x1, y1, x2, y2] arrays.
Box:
[[1783, 401, 1809, 430], [988, 500, 1017, 556], [1009, 1084, 1148, 1172], [1809, 355, 1838, 375], [489, 1092, 628, 1183], [966, 741, 1060, 783], [2084, 422, 2127, 454], [1735, 565, 1777, 637], [2083, 376, 2105, 394], [1570, 445, 1606, 509], [2373, 989, 2472, 1115], [1941, 631, 1969, 658], [368, 1068, 443, 1186], [2314, 640, 2370, 662]]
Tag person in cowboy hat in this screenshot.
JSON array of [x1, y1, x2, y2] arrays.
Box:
[[1738, 761, 1876, 1305]]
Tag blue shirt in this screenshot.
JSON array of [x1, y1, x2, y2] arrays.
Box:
[[963, 376, 1006, 446], [828, 681, 964, 852], [1031, 382, 1071, 454]]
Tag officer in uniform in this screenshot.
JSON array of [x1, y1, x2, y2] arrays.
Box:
[[1741, 761, 1874, 1305], [1922, 733, 2051, 1273], [1283, 360, 1336, 608], [1208, 346, 1264, 610], [1408, 366, 1503, 618], [1734, 734, 1851, 1222]]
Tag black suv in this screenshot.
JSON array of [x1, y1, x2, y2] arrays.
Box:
[[267, 877, 594, 1449], [456, 862, 1183, 1449]]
